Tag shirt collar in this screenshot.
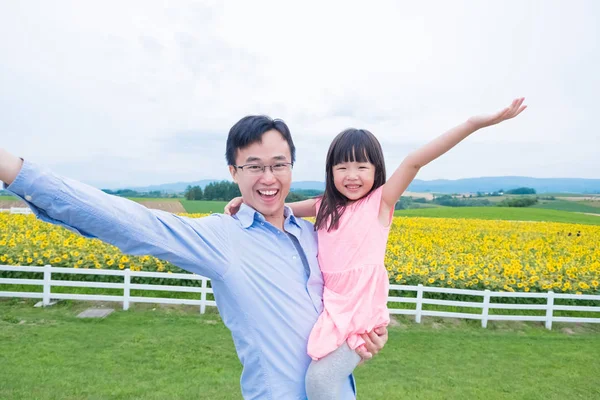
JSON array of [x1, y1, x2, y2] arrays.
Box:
[[236, 203, 300, 229]]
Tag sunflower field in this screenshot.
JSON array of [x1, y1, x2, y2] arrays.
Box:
[[1, 213, 599, 294]]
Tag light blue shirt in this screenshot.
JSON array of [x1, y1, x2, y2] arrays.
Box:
[[5, 160, 356, 399]]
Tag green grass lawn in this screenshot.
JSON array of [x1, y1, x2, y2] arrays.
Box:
[[533, 200, 600, 214], [1, 299, 599, 399], [394, 207, 600, 225], [580, 200, 600, 208], [179, 200, 229, 214], [543, 193, 599, 198], [0, 195, 17, 200], [406, 203, 443, 209]]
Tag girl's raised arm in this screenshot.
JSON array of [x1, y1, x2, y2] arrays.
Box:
[[380, 98, 527, 214]]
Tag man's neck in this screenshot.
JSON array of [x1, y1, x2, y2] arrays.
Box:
[[265, 214, 285, 231]]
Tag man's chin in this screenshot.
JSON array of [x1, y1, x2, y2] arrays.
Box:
[[246, 201, 283, 217]]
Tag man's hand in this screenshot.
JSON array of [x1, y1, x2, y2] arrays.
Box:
[[355, 326, 388, 362], [0, 148, 23, 186]]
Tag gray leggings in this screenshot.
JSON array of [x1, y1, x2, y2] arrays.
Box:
[[305, 342, 361, 400]]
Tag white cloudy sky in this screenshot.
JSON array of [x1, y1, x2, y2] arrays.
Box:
[[1, 0, 598, 188]]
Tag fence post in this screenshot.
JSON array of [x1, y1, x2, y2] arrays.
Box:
[[481, 290, 491, 328], [200, 277, 207, 314], [415, 284, 423, 323], [43, 264, 51, 306], [545, 291, 554, 330], [123, 268, 131, 311]]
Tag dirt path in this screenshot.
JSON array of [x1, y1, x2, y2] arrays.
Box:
[[135, 200, 186, 213], [580, 212, 600, 217], [0, 200, 27, 208]]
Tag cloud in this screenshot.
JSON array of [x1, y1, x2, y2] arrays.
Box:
[[0, 0, 598, 186]]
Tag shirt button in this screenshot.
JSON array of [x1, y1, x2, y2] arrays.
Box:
[[292, 256, 297, 260], [25, 195, 32, 201]]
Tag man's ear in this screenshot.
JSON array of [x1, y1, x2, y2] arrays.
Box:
[[229, 165, 238, 184]]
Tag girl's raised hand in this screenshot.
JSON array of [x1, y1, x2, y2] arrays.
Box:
[[224, 196, 244, 216], [467, 97, 527, 129]]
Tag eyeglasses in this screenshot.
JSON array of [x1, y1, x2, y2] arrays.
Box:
[[234, 162, 293, 175]]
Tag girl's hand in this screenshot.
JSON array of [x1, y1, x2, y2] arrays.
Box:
[[224, 196, 244, 216], [467, 97, 527, 129]]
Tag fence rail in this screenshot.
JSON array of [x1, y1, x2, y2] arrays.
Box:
[[0, 207, 32, 214], [1, 265, 599, 329], [0, 265, 214, 314]]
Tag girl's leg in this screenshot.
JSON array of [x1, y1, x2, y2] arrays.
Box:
[[305, 342, 361, 400]]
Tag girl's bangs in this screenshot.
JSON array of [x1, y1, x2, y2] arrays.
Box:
[[331, 132, 373, 165]]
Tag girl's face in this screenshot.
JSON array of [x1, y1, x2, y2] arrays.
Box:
[[332, 161, 376, 201]]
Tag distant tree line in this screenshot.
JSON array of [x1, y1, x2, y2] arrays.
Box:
[[505, 187, 536, 195], [433, 195, 493, 207], [100, 184, 545, 209], [496, 197, 538, 207], [184, 182, 323, 202], [184, 181, 241, 201], [395, 186, 542, 210]]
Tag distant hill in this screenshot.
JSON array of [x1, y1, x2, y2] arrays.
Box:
[[122, 180, 217, 194], [113, 176, 600, 194], [290, 181, 325, 191], [407, 177, 600, 194]]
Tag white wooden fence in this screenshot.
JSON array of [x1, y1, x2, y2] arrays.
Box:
[[0, 207, 32, 214], [0, 265, 214, 313], [388, 284, 600, 330], [1, 265, 599, 330]]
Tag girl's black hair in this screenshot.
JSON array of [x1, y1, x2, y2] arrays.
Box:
[[315, 128, 386, 231]]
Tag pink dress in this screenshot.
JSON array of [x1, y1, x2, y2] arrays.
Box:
[[307, 186, 392, 360]]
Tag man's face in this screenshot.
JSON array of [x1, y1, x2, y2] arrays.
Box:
[[229, 129, 292, 221]]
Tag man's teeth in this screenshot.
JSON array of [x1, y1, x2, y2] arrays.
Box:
[[259, 190, 278, 196]]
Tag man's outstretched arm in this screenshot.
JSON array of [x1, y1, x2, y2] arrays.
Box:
[[0, 148, 231, 280]]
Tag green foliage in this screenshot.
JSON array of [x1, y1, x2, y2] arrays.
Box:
[[184, 185, 203, 200], [202, 181, 241, 201], [395, 196, 413, 210], [505, 187, 537, 195], [291, 189, 323, 197], [497, 196, 538, 207], [285, 192, 309, 202], [432, 195, 492, 207]]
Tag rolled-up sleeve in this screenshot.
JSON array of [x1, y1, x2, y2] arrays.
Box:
[[4, 160, 230, 280]]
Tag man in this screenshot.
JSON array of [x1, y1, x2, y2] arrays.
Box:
[[0, 115, 387, 399]]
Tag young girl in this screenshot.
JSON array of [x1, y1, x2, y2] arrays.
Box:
[[226, 98, 526, 399]]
